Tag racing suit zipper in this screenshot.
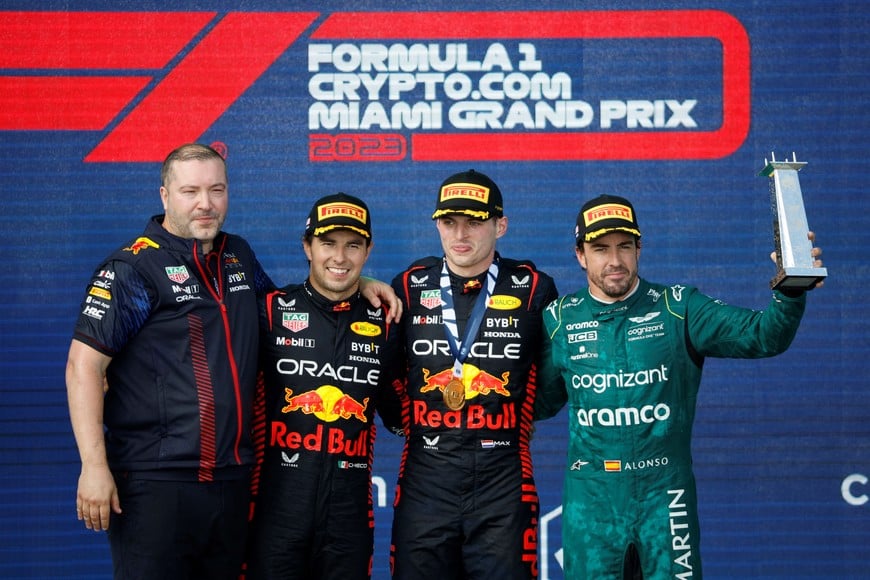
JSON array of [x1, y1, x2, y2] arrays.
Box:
[[194, 238, 246, 466]]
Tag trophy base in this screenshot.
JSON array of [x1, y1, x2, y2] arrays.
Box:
[[770, 267, 828, 291]]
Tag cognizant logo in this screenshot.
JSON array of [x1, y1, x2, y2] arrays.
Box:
[[571, 364, 669, 394]]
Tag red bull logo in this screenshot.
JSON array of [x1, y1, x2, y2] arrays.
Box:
[[421, 365, 511, 400], [281, 386, 369, 423], [123, 236, 159, 255], [413, 400, 517, 430], [270, 423, 369, 457], [420, 368, 455, 393], [469, 369, 510, 397]]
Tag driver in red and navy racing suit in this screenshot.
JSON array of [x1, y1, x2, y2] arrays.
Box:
[[535, 194, 822, 579], [245, 193, 402, 580], [386, 170, 559, 580]]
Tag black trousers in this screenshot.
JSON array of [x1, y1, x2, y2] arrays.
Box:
[[108, 476, 250, 580]]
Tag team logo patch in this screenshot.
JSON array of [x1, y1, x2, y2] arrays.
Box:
[[124, 236, 159, 255], [282, 312, 309, 332], [420, 289, 443, 310], [164, 265, 189, 284]]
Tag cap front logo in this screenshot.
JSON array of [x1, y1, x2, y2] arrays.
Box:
[[440, 183, 490, 204], [317, 202, 367, 225], [584, 203, 634, 227]]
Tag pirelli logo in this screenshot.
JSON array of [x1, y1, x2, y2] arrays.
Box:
[[318, 202, 367, 225], [585, 203, 633, 227], [440, 183, 490, 204]]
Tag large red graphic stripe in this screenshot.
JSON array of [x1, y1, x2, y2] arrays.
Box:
[[314, 10, 751, 161], [0, 12, 213, 69], [0, 77, 150, 130], [86, 13, 319, 162], [0, 12, 213, 132]]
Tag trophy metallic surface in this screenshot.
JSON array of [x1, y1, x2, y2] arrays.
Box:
[[759, 153, 827, 290]]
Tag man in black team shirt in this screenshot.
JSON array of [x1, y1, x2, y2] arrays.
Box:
[[67, 143, 271, 579], [387, 170, 560, 579]]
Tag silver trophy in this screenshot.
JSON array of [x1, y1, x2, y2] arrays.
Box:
[[759, 153, 827, 290]]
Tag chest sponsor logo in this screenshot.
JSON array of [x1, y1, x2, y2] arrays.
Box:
[[281, 385, 369, 422], [349, 341, 382, 365], [488, 294, 521, 310], [277, 358, 380, 386], [172, 282, 202, 302], [570, 345, 599, 361], [275, 336, 316, 348], [565, 320, 598, 330], [420, 289, 443, 310], [568, 330, 597, 343], [351, 321, 381, 337], [412, 313, 443, 325], [627, 311, 664, 342], [223, 253, 242, 269], [412, 339, 521, 360], [572, 364, 669, 393], [483, 315, 521, 338], [577, 402, 671, 427], [282, 312, 309, 332]]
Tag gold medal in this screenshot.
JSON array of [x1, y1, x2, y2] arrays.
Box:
[[443, 378, 466, 411]]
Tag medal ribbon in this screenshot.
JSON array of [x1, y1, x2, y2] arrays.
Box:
[[439, 258, 499, 379]]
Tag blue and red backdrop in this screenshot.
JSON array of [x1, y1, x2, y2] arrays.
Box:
[[0, 1, 867, 578]]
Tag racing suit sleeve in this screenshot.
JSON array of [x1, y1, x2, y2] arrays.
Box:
[[251, 251, 276, 297], [375, 309, 407, 436], [534, 297, 569, 421], [684, 288, 807, 358], [73, 259, 153, 356]]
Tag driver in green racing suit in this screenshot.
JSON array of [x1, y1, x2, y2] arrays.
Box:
[[535, 194, 823, 579]]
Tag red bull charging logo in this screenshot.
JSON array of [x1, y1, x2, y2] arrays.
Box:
[[281, 385, 369, 422], [421, 364, 511, 400]]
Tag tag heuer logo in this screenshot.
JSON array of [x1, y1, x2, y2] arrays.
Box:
[[165, 266, 189, 284], [282, 312, 309, 332], [420, 289, 442, 310]]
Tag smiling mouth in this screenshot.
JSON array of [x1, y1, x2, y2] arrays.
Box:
[[328, 267, 350, 275]]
